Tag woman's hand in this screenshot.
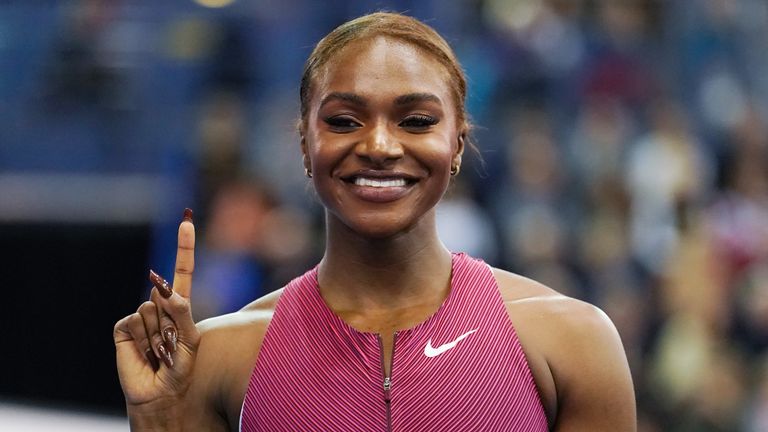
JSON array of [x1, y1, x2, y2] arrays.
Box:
[[113, 209, 201, 429]]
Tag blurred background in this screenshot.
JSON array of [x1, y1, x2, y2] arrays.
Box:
[[1, 0, 767, 430]]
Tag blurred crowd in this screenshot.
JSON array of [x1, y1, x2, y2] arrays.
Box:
[[2, 0, 768, 430]]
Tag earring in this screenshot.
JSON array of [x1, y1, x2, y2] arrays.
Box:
[[305, 167, 313, 178], [450, 165, 460, 176]]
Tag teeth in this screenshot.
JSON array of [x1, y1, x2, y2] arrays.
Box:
[[354, 177, 407, 187]]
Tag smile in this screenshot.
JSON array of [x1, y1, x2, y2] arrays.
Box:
[[341, 173, 416, 203], [353, 177, 407, 188]]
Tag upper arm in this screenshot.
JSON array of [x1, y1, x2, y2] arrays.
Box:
[[550, 302, 636, 431], [180, 323, 233, 431], [493, 268, 636, 431], [180, 296, 279, 431]]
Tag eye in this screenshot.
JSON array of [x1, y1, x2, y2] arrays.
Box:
[[324, 116, 361, 132], [399, 114, 438, 130]]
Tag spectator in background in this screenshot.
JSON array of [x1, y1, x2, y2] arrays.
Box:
[[193, 179, 313, 320], [436, 177, 499, 263], [626, 99, 711, 276], [491, 107, 580, 297]]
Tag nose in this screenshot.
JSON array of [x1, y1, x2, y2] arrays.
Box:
[[355, 121, 404, 165]]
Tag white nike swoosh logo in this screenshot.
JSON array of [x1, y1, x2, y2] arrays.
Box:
[[424, 329, 478, 358]]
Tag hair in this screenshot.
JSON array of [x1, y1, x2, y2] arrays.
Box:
[[299, 12, 471, 136]]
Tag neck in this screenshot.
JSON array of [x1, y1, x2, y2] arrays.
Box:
[[318, 211, 453, 315]]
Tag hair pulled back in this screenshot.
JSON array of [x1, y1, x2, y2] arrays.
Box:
[[300, 12, 469, 132]]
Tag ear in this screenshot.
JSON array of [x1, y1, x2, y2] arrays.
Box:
[[300, 136, 311, 171], [453, 130, 466, 168]]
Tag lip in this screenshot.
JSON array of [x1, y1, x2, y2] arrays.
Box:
[[347, 182, 412, 203], [340, 169, 418, 183], [339, 169, 418, 203]]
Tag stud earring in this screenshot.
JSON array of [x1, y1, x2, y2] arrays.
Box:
[[450, 165, 460, 176], [305, 167, 313, 178]]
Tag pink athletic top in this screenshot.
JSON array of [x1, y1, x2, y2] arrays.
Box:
[[240, 253, 548, 431]]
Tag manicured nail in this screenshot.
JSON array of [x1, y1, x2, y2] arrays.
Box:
[[157, 342, 174, 368], [149, 269, 173, 299], [183, 208, 193, 224], [145, 347, 160, 371], [162, 326, 177, 354]]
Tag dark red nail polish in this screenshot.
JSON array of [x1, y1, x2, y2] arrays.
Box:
[[183, 208, 193, 223], [162, 326, 177, 354], [158, 342, 173, 368], [145, 347, 160, 372], [149, 269, 173, 299]]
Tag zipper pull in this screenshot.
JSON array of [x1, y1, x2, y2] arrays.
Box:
[[383, 376, 392, 402]]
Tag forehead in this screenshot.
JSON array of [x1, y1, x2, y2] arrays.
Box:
[[312, 36, 453, 107]]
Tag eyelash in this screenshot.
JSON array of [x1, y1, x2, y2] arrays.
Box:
[[324, 116, 360, 131], [323, 114, 439, 132], [399, 114, 438, 129]]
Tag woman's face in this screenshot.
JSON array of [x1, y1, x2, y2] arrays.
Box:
[[303, 36, 464, 239]]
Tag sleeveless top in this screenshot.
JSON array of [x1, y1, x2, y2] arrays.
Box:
[[240, 253, 548, 431]]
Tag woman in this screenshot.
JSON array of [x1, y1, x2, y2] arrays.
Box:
[[114, 12, 636, 431]]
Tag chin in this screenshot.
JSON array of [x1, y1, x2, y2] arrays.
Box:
[[332, 211, 423, 241], [353, 217, 411, 240]]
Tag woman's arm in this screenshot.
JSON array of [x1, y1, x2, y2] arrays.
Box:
[[547, 301, 636, 431], [181, 292, 282, 431], [495, 269, 637, 431]]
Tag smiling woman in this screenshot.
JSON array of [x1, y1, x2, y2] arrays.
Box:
[[303, 35, 461, 240], [114, 12, 636, 432]]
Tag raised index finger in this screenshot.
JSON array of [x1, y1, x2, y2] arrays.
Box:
[[173, 208, 195, 298]]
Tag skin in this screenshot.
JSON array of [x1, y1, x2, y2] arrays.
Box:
[[114, 36, 636, 431]]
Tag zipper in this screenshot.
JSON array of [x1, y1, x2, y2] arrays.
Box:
[[378, 333, 396, 432]]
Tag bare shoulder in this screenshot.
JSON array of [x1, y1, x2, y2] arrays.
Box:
[[492, 267, 618, 341], [186, 289, 284, 431], [493, 267, 617, 333], [491, 267, 636, 431]]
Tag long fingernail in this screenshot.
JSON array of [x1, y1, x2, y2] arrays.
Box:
[[145, 347, 160, 371], [183, 208, 194, 224], [149, 269, 173, 299], [162, 326, 177, 354], [158, 342, 174, 368]]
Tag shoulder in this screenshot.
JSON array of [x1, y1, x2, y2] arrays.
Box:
[[493, 267, 617, 339], [189, 289, 285, 428], [491, 267, 636, 430], [491, 266, 622, 350], [195, 287, 284, 372]]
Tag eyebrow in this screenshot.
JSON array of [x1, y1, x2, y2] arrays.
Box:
[[394, 92, 442, 106], [318, 92, 442, 109], [319, 92, 367, 109]]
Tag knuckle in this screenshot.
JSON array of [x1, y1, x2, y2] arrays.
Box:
[[150, 332, 164, 345], [169, 297, 191, 316], [175, 266, 194, 275], [137, 300, 156, 315], [125, 315, 150, 345], [127, 312, 143, 327], [113, 317, 127, 337], [137, 337, 151, 350], [159, 312, 175, 325], [126, 314, 145, 335]]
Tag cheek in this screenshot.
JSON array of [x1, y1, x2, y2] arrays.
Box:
[[420, 134, 457, 173], [304, 131, 335, 170], [307, 142, 344, 179]]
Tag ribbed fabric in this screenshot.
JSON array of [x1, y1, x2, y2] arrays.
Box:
[[240, 253, 548, 431]]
